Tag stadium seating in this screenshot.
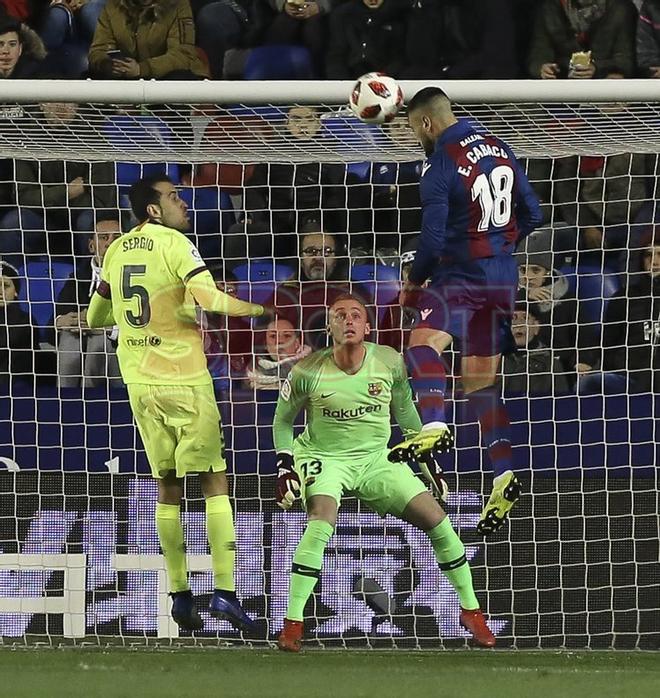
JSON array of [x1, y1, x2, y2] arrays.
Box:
[[560, 264, 621, 323], [243, 46, 314, 80], [18, 261, 74, 338], [232, 259, 294, 306]]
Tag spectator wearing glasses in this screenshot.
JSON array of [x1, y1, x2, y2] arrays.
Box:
[[268, 218, 367, 350]]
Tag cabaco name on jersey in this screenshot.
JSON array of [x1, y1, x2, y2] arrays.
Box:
[[122, 237, 154, 252], [322, 404, 382, 420]]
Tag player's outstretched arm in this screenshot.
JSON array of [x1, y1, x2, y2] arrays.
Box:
[[187, 270, 264, 318], [273, 369, 307, 510], [87, 281, 116, 328]]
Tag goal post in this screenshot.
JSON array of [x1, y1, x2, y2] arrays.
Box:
[[0, 80, 658, 649]]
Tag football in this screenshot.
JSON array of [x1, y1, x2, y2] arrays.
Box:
[[349, 73, 404, 124]]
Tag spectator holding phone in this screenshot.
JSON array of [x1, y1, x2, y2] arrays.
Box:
[[88, 0, 208, 79], [528, 0, 637, 79]]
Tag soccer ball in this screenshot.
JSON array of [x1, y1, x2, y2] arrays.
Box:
[[349, 73, 404, 124]]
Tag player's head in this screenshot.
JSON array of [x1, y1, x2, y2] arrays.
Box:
[[129, 174, 190, 231], [89, 210, 122, 265], [328, 294, 371, 346], [407, 87, 456, 157]]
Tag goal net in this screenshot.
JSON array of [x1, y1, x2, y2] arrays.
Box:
[[0, 80, 658, 649]]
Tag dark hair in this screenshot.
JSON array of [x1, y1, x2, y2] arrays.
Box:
[[0, 19, 22, 41], [0, 261, 20, 296], [407, 86, 450, 114], [128, 174, 173, 222]]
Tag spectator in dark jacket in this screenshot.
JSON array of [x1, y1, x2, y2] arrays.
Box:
[[637, 0, 660, 76], [0, 261, 37, 385], [0, 17, 46, 78], [403, 0, 517, 79], [263, 0, 334, 73], [502, 302, 571, 395], [528, 0, 637, 79], [601, 230, 660, 392], [325, 0, 409, 79], [516, 231, 599, 377], [194, 0, 270, 78]]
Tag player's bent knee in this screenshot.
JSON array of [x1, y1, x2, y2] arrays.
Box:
[[400, 491, 445, 531], [306, 495, 338, 528]]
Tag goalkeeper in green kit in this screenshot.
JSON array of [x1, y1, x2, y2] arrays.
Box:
[[273, 294, 495, 651]]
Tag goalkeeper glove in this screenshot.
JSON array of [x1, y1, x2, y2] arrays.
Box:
[[416, 449, 449, 503], [275, 452, 301, 510]]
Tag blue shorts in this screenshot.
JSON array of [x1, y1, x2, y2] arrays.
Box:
[[415, 256, 518, 357]]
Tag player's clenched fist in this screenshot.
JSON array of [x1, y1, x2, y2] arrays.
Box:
[[275, 453, 301, 510]]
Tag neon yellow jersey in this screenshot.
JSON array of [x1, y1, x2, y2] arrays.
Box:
[[100, 222, 212, 385]]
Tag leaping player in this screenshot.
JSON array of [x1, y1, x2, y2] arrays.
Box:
[[391, 87, 543, 535]]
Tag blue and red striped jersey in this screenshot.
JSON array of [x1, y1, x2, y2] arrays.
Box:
[[409, 119, 543, 285]]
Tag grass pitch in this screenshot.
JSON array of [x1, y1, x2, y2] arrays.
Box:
[[1, 648, 658, 698]]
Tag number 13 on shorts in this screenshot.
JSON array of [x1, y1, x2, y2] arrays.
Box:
[[298, 459, 323, 484]]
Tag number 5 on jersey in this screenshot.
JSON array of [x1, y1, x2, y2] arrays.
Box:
[[122, 265, 151, 328]]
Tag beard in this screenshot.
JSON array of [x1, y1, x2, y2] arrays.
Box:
[[421, 133, 435, 157]]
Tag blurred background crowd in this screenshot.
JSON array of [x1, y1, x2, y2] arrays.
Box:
[[0, 0, 659, 399]]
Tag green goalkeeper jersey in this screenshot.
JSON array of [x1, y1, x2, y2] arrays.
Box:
[[273, 342, 422, 462]]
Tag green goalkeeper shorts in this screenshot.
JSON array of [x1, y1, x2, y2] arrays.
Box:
[[127, 383, 226, 479], [292, 447, 427, 517]]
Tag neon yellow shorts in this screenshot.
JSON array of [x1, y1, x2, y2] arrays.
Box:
[[292, 447, 426, 518], [127, 383, 226, 479]]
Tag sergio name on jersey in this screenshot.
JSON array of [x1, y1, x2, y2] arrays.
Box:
[[100, 222, 212, 385], [273, 342, 421, 463]]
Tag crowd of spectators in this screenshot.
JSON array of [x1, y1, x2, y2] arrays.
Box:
[[0, 0, 659, 81], [0, 0, 659, 397]]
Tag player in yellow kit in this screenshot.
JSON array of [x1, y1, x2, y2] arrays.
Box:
[[87, 175, 265, 633]]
